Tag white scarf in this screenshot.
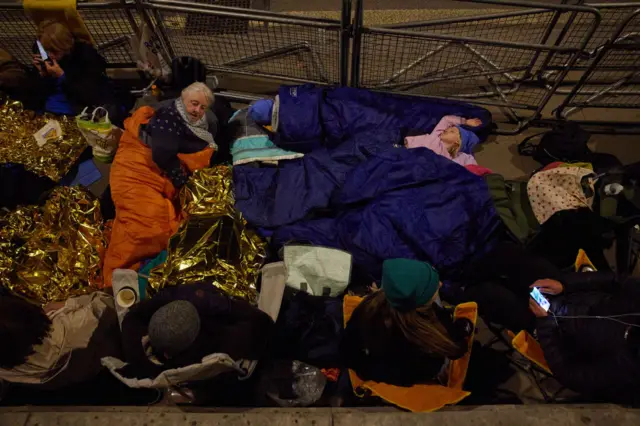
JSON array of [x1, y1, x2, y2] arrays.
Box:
[[175, 98, 218, 149]]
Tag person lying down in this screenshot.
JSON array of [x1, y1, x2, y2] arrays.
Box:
[[405, 115, 482, 166]]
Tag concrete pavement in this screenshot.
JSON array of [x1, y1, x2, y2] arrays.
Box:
[[1, 405, 639, 426]]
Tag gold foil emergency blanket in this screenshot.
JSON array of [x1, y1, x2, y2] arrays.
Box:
[[0, 186, 105, 304], [147, 166, 265, 303], [0, 97, 87, 181]]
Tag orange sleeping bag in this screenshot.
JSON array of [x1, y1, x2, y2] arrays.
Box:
[[102, 106, 213, 287]]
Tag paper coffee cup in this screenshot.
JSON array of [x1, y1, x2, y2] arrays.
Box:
[[116, 286, 137, 308]]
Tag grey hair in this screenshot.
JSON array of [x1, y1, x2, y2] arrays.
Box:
[[181, 82, 214, 107]]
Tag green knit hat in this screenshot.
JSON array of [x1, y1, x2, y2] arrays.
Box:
[[381, 258, 440, 310]]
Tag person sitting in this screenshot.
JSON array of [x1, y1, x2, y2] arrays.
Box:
[[102, 82, 218, 288], [31, 20, 112, 115], [463, 242, 563, 333], [120, 282, 274, 378], [342, 259, 473, 386], [528, 274, 640, 404], [404, 115, 483, 166], [0, 292, 121, 389], [144, 82, 219, 187]]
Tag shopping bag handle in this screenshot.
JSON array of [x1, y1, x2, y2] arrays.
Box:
[[90, 106, 110, 123]]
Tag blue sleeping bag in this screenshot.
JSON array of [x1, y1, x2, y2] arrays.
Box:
[[234, 85, 500, 280], [274, 84, 492, 153]]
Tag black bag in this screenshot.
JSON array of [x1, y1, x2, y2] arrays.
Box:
[[171, 56, 206, 91], [517, 121, 592, 166], [518, 121, 622, 173]]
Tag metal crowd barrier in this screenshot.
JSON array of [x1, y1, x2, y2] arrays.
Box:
[[1, 0, 640, 132], [0, 0, 347, 85], [141, 0, 348, 85], [350, 0, 602, 134], [555, 7, 640, 120]]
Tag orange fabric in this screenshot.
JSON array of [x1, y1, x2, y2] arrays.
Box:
[[574, 249, 597, 272], [343, 295, 474, 412], [102, 106, 213, 288], [178, 147, 214, 172], [321, 368, 340, 382], [512, 330, 552, 374], [447, 302, 477, 390]]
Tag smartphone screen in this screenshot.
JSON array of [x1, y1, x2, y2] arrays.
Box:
[[36, 40, 49, 61], [530, 287, 551, 312]]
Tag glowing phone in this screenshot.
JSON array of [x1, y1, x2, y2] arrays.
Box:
[[530, 287, 551, 312], [36, 40, 49, 61]]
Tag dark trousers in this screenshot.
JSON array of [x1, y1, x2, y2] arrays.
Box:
[[463, 242, 563, 333]]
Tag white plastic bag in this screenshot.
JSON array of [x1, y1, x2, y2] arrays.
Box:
[[129, 24, 171, 81], [76, 107, 121, 163]]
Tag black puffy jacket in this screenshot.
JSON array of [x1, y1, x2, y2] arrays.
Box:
[[537, 273, 640, 404]]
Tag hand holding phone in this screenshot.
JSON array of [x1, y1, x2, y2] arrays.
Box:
[[36, 40, 49, 61], [530, 287, 551, 312]]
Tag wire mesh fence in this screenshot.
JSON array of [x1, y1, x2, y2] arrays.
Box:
[[557, 3, 640, 52], [357, 29, 571, 114], [1, 0, 640, 131], [145, 0, 344, 84], [556, 9, 640, 117], [78, 3, 141, 66], [351, 0, 601, 132], [0, 1, 141, 67], [0, 5, 37, 65], [384, 9, 561, 46]]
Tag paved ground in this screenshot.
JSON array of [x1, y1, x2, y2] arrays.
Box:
[[3, 0, 640, 418], [1, 405, 639, 426]]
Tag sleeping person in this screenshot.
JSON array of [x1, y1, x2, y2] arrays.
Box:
[[405, 115, 482, 166]]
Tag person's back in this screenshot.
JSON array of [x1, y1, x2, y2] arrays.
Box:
[[344, 292, 467, 386], [0, 292, 120, 389], [342, 259, 471, 386], [120, 282, 274, 379]]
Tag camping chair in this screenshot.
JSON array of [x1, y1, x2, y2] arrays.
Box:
[[343, 296, 478, 412], [509, 329, 565, 403]]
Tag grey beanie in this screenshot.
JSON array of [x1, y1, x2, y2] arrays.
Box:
[[148, 300, 201, 356]]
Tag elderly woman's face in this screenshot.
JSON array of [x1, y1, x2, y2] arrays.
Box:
[[182, 91, 208, 122]]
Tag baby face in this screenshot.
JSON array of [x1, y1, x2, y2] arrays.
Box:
[[441, 127, 462, 157], [181, 91, 208, 122], [441, 127, 461, 146]]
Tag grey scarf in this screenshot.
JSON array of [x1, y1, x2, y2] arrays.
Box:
[[175, 98, 218, 150]]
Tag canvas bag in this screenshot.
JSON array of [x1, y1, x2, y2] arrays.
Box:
[[283, 245, 352, 297], [76, 107, 121, 163]]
